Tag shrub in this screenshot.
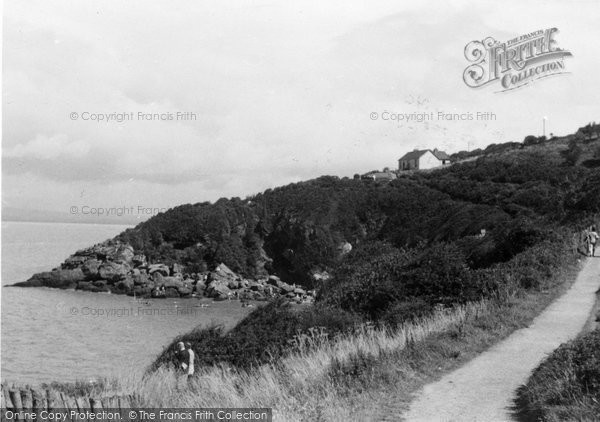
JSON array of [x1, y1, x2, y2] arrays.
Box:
[[320, 241, 476, 320], [379, 298, 434, 326], [149, 300, 361, 373], [517, 328, 600, 421]]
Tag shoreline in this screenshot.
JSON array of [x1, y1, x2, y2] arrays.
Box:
[[14, 240, 316, 304]]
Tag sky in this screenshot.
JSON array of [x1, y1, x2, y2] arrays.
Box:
[[3, 0, 600, 221]]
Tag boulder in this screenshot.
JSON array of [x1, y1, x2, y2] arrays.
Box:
[[132, 254, 147, 267], [267, 275, 281, 286], [264, 285, 278, 295], [162, 277, 185, 290], [279, 283, 295, 293], [114, 278, 134, 293], [98, 262, 129, 282], [206, 282, 232, 300], [194, 281, 206, 294], [211, 263, 238, 281], [177, 286, 193, 296], [151, 272, 164, 284], [151, 287, 166, 298], [294, 287, 306, 295], [171, 263, 184, 275], [93, 279, 108, 288], [92, 280, 111, 292], [134, 272, 152, 286], [164, 287, 180, 298], [18, 268, 85, 289], [63, 255, 87, 268], [131, 285, 152, 298], [249, 282, 264, 292], [148, 264, 170, 276], [87, 242, 120, 261], [252, 292, 267, 301], [206, 264, 240, 296], [114, 245, 135, 263], [82, 259, 102, 280]]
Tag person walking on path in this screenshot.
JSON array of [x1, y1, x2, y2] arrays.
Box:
[[587, 226, 599, 257]]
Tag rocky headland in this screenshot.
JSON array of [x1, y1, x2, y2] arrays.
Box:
[[11, 239, 315, 303]]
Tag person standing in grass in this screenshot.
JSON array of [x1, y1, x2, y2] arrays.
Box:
[[185, 342, 195, 381], [175, 341, 194, 388], [586, 226, 599, 257], [176, 341, 189, 372]]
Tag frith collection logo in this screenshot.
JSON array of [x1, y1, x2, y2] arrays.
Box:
[[463, 28, 572, 92]]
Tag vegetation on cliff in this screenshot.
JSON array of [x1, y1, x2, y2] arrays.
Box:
[[516, 327, 600, 421], [146, 123, 600, 373]]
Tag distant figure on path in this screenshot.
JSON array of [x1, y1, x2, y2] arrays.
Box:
[[587, 226, 599, 257]]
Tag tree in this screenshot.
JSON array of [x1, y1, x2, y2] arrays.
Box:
[[564, 139, 582, 166], [523, 135, 539, 146]]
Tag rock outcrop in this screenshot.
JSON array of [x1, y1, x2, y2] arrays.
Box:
[[12, 239, 315, 303]]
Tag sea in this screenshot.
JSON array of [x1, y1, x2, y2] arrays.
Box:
[[1, 221, 253, 386]]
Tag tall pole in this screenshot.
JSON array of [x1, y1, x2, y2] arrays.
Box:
[[543, 116, 547, 138]]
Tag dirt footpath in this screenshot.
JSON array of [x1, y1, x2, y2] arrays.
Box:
[[402, 258, 600, 422]]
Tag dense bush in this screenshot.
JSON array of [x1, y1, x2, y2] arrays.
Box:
[[319, 241, 480, 320], [516, 328, 600, 421], [149, 300, 362, 372]]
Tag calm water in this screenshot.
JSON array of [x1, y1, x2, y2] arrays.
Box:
[[1, 221, 253, 385]]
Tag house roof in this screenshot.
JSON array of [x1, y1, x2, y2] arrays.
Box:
[[433, 149, 451, 160], [398, 149, 429, 161], [398, 148, 451, 161]]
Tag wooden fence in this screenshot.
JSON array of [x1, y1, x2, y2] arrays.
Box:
[[1, 385, 136, 418]]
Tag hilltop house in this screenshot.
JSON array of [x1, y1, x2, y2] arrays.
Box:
[[398, 148, 451, 171]]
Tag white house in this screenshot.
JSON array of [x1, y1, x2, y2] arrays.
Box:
[[398, 148, 451, 171]]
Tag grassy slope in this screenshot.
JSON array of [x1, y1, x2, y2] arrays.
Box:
[[515, 297, 600, 422]]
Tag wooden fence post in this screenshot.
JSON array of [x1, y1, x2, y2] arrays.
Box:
[[19, 391, 31, 422], [8, 390, 22, 421]]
